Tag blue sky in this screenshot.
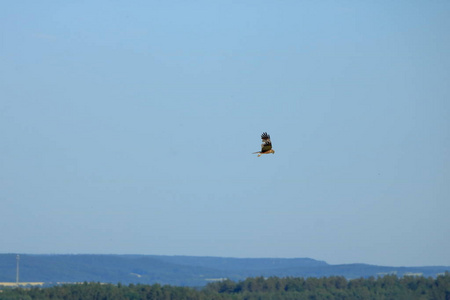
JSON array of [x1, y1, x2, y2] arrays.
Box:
[[1, 1, 449, 267]]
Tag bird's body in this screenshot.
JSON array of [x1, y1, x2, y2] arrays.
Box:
[[253, 132, 275, 157]]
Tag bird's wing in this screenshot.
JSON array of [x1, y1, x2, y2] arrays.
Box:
[[260, 132, 272, 152], [261, 132, 271, 142], [261, 141, 272, 152]]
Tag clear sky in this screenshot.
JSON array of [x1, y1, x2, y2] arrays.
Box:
[[1, 1, 449, 267]]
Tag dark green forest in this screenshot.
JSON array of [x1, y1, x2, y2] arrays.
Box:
[[2, 273, 449, 300]]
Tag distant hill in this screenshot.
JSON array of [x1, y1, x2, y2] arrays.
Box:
[[0, 254, 448, 287]]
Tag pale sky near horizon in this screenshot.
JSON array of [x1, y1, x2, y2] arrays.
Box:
[[1, 1, 449, 267]]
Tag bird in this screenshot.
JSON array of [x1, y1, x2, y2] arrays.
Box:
[[253, 132, 275, 157]]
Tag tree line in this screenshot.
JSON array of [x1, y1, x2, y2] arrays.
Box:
[[1, 273, 449, 300]]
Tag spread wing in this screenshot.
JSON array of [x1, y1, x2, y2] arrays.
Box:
[[260, 132, 272, 152]]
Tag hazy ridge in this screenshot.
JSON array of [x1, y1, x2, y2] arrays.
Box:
[[1, 254, 448, 287]]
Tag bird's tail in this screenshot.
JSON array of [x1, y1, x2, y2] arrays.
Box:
[[252, 152, 260, 154]]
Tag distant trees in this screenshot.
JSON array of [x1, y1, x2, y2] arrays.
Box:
[[206, 274, 450, 300], [1, 272, 449, 300]]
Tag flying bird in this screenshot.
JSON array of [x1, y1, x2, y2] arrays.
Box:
[[253, 132, 275, 157]]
